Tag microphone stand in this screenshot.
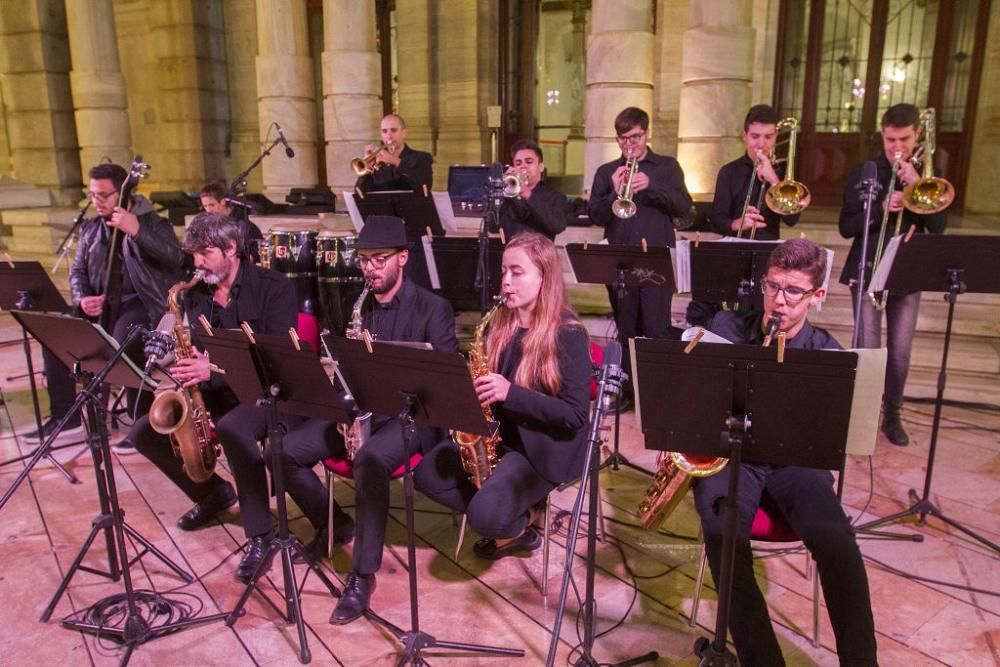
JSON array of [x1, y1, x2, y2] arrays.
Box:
[[228, 133, 285, 203], [546, 344, 658, 667], [52, 201, 90, 273], [476, 166, 505, 315]]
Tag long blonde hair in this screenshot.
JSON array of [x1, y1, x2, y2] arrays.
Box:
[[486, 233, 583, 395]]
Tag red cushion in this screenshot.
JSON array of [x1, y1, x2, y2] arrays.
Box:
[[589, 341, 603, 401], [750, 503, 799, 542], [296, 312, 321, 351], [323, 452, 423, 480]]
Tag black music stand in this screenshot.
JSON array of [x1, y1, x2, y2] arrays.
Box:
[[425, 236, 504, 311], [856, 235, 1000, 555], [565, 243, 675, 477], [325, 335, 525, 666], [201, 329, 344, 665], [353, 190, 447, 291], [689, 240, 781, 310], [7, 314, 215, 665], [632, 337, 858, 665], [0, 261, 79, 481]]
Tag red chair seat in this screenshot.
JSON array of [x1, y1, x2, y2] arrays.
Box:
[[750, 495, 799, 542], [589, 341, 603, 401], [322, 452, 423, 480]]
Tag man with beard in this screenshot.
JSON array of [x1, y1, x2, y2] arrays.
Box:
[[271, 216, 457, 625], [24, 162, 183, 448], [129, 213, 303, 582]]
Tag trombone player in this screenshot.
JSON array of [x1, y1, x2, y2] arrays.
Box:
[[588, 107, 692, 409], [838, 103, 948, 446], [354, 113, 433, 194]]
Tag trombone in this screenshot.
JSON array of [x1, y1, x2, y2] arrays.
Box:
[[736, 117, 810, 239], [868, 108, 954, 310], [351, 141, 393, 176]]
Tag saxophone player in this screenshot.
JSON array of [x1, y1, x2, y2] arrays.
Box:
[[273, 216, 458, 625], [587, 107, 692, 410], [130, 213, 310, 583], [695, 239, 877, 666], [415, 233, 591, 559]]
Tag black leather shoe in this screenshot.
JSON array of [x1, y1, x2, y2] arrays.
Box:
[[236, 535, 272, 583], [330, 572, 375, 625], [473, 526, 542, 561], [881, 408, 910, 446], [176, 484, 238, 531]]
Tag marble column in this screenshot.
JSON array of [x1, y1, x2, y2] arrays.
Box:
[[0, 0, 81, 204], [583, 0, 655, 196], [395, 0, 436, 165], [652, 0, 689, 158], [321, 0, 381, 198], [65, 0, 131, 178], [255, 0, 318, 198], [675, 0, 755, 199], [563, 0, 588, 176], [223, 0, 262, 192]]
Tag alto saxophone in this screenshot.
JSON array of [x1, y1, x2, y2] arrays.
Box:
[[452, 295, 505, 488], [148, 271, 220, 483], [338, 282, 373, 459]]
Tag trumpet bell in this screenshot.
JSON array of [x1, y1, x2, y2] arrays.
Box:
[[903, 177, 954, 215], [611, 199, 637, 219], [351, 157, 371, 176], [765, 179, 810, 216]]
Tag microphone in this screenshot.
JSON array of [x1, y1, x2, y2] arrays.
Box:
[[598, 340, 625, 409], [762, 312, 781, 347], [142, 318, 176, 374], [276, 124, 295, 158], [856, 160, 881, 201]]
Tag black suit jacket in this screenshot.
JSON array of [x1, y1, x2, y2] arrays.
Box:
[[494, 184, 573, 240], [497, 323, 591, 484]]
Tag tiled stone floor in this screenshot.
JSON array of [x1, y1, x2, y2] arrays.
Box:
[[0, 315, 997, 666]]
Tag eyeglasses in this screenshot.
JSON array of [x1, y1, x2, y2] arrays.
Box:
[[358, 250, 400, 269], [761, 279, 816, 305], [617, 131, 646, 144], [87, 190, 118, 201]]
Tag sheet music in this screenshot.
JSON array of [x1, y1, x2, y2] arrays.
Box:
[[422, 236, 441, 289], [680, 326, 732, 345], [557, 245, 578, 285], [431, 191, 459, 233], [842, 347, 886, 456], [673, 240, 691, 293], [868, 234, 902, 292], [341, 191, 364, 232]]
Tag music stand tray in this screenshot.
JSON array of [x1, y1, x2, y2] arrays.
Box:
[[424, 236, 504, 311], [687, 240, 780, 306], [564, 243, 675, 291]]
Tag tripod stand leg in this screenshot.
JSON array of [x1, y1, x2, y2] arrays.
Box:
[[41, 520, 107, 621], [121, 522, 194, 582]]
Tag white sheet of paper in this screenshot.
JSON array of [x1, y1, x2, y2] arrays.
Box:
[[342, 191, 364, 232], [843, 347, 887, 457], [422, 236, 441, 290]]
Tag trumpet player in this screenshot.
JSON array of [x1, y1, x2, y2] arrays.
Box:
[[354, 113, 433, 194], [711, 105, 805, 240], [130, 213, 301, 583], [699, 239, 877, 666], [588, 107, 692, 408], [839, 103, 948, 446], [491, 139, 574, 241]]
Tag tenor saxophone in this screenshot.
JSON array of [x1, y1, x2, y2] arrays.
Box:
[[452, 295, 505, 488], [148, 271, 220, 483], [338, 281, 373, 459]]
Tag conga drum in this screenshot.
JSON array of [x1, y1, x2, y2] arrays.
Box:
[[269, 228, 321, 347], [316, 230, 364, 336]]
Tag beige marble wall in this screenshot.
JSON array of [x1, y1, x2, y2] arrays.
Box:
[[322, 0, 381, 197], [964, 6, 1000, 216], [750, 0, 779, 107], [0, 84, 11, 176], [676, 0, 755, 199], [0, 0, 81, 204], [395, 1, 436, 161], [222, 0, 261, 192], [255, 0, 318, 198], [66, 0, 132, 179], [583, 0, 655, 195]]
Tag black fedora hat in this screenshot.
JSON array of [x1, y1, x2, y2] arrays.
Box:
[[357, 215, 411, 250]]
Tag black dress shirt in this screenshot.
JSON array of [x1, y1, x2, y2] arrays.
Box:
[[838, 153, 947, 289], [709, 309, 841, 351], [711, 155, 800, 240], [355, 144, 434, 193], [588, 148, 692, 247], [494, 184, 573, 240]]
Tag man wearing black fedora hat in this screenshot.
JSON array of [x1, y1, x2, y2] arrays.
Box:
[[274, 215, 458, 624]]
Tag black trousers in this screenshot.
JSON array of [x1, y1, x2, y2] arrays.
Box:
[[607, 283, 673, 395], [41, 298, 152, 422], [414, 442, 554, 541], [276, 418, 349, 530], [693, 465, 877, 667], [348, 418, 441, 575]]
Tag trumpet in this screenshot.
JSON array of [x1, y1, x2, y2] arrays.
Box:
[[502, 167, 527, 197], [351, 142, 394, 176], [611, 157, 639, 219]]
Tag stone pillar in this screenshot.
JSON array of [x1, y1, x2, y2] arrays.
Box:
[[652, 0, 689, 158], [583, 0, 655, 196], [563, 0, 588, 176], [255, 0, 318, 198], [321, 0, 381, 198], [675, 0, 755, 199], [0, 0, 81, 205], [965, 6, 1000, 215], [65, 0, 131, 178], [223, 0, 262, 192], [396, 0, 436, 164]]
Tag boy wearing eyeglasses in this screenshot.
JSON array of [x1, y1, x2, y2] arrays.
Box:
[[587, 106, 692, 408], [695, 238, 878, 666]]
